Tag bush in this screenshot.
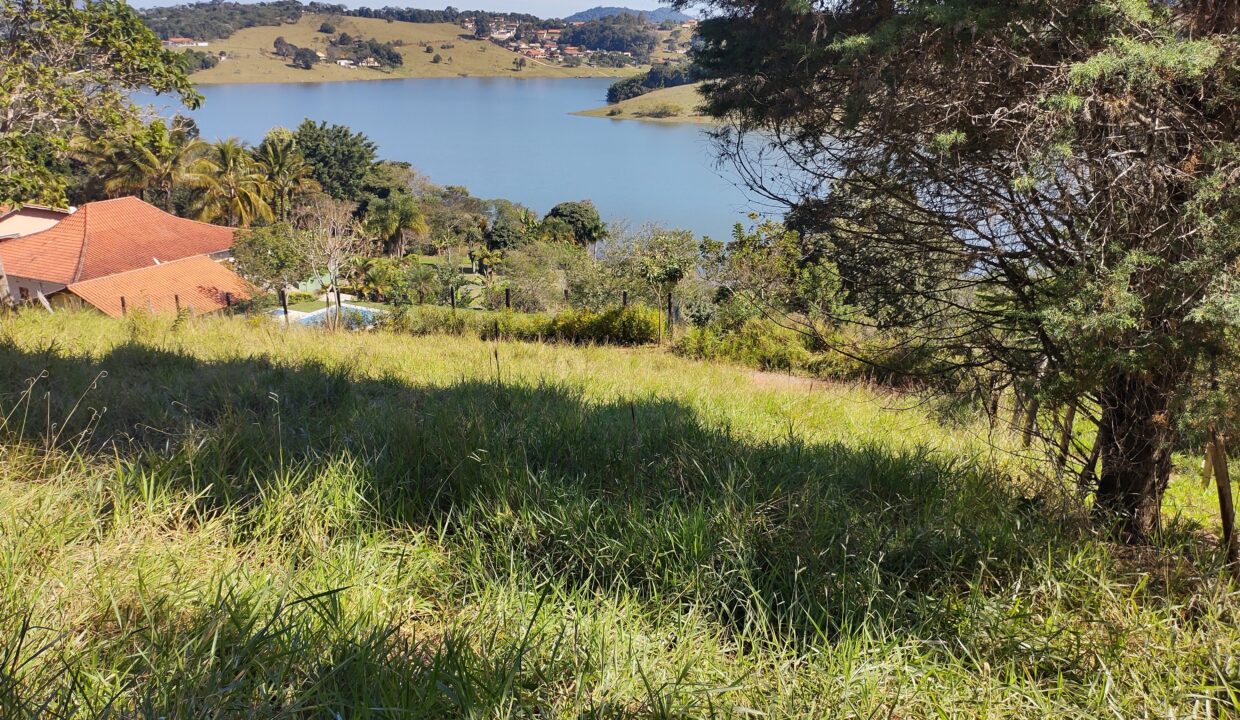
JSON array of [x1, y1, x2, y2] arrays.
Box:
[[675, 318, 812, 372], [634, 103, 681, 119], [318, 21, 335, 33], [379, 304, 661, 346]]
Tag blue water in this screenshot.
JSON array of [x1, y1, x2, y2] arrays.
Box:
[[295, 304, 385, 328], [135, 78, 762, 238]]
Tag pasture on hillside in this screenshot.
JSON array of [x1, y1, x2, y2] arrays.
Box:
[[187, 14, 640, 84], [575, 83, 712, 124], [1, 312, 1238, 717]]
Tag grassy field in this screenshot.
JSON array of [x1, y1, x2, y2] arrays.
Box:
[[187, 14, 642, 84], [575, 83, 713, 124], [2, 311, 1238, 717]]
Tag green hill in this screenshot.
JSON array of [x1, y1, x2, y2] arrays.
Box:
[[0, 310, 1232, 715], [564, 6, 694, 22], [575, 83, 712, 123]]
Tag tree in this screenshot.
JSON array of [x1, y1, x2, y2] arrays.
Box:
[[0, 0, 198, 206], [485, 200, 538, 250], [318, 21, 336, 33], [295, 192, 369, 321], [473, 12, 492, 39], [546, 201, 607, 246], [253, 130, 319, 221], [81, 118, 211, 212], [231, 222, 310, 295], [195, 139, 272, 227], [403, 263, 442, 305], [432, 53, 443, 64], [273, 36, 294, 58], [364, 192, 428, 256], [686, 0, 1240, 540], [292, 47, 319, 70], [293, 120, 379, 201]]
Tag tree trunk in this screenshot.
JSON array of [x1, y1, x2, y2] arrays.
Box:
[[1092, 372, 1179, 542], [1056, 402, 1077, 468]]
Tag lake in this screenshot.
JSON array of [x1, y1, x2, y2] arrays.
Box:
[[135, 78, 762, 239]]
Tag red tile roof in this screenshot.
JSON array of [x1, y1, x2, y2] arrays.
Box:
[[0, 197, 234, 284], [67, 255, 253, 319]]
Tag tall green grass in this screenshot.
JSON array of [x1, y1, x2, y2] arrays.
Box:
[[0, 311, 1237, 718]]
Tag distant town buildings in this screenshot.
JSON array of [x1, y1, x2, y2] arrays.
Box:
[[162, 37, 208, 47]]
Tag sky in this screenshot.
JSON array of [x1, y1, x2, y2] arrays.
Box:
[[128, 0, 680, 20]]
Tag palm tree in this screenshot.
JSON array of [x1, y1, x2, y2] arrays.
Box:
[[82, 120, 211, 211], [355, 257, 403, 302], [253, 132, 318, 221], [364, 192, 428, 257], [405, 263, 441, 305], [195, 139, 273, 228]]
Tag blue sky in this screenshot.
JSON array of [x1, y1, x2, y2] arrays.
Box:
[[130, 0, 679, 20]]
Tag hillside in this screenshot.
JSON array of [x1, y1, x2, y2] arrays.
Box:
[[184, 13, 641, 84], [575, 82, 712, 123], [2, 310, 1233, 716], [564, 6, 694, 22]]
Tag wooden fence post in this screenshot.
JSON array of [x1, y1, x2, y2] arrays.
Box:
[[505, 287, 511, 310], [280, 289, 289, 324], [1211, 427, 1240, 578], [120, 296, 127, 317], [174, 294, 181, 313], [450, 287, 457, 313], [666, 292, 673, 342], [622, 290, 628, 308]]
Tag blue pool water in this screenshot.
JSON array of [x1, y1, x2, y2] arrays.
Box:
[[297, 304, 385, 328]]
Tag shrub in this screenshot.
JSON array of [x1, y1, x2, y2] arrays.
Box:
[[634, 103, 681, 119], [379, 304, 660, 346], [318, 21, 335, 33]]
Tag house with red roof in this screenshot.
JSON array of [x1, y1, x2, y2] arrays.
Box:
[[0, 196, 251, 315]]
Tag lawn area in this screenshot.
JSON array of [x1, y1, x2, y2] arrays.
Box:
[[574, 83, 714, 124], [187, 14, 642, 84], [1, 311, 1236, 717]]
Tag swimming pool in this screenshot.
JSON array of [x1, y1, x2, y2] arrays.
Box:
[[297, 304, 386, 329]]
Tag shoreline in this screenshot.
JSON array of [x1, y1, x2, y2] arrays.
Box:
[[189, 67, 640, 86]]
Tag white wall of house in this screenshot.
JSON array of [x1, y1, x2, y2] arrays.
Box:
[[3, 275, 67, 308]]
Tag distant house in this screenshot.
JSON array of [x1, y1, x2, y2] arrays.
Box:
[[0, 197, 246, 314], [562, 45, 583, 56], [66, 255, 252, 318], [162, 37, 200, 47], [336, 59, 356, 67], [359, 57, 380, 68], [0, 204, 74, 240]]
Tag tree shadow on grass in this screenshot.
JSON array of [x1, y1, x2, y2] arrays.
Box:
[[0, 336, 1101, 713]]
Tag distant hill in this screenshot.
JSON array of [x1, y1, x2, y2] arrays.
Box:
[[564, 6, 694, 23]]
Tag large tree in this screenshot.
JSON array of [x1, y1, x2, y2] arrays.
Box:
[[292, 120, 379, 201], [686, 0, 1240, 539], [0, 0, 199, 205], [545, 200, 608, 246]]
